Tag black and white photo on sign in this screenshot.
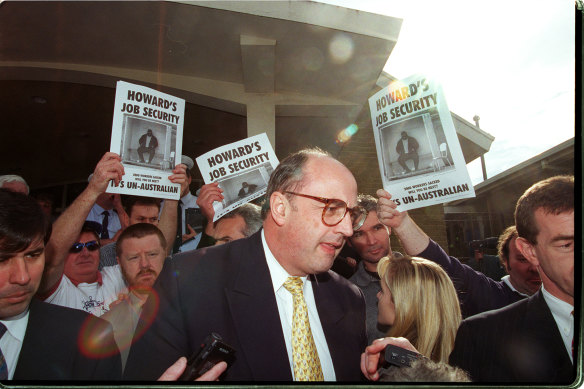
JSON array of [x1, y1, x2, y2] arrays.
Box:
[[119, 115, 177, 172], [215, 163, 274, 208], [379, 108, 454, 182]]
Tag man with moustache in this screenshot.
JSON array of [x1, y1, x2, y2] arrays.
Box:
[[0, 189, 121, 379], [125, 148, 369, 381], [101, 223, 167, 371]]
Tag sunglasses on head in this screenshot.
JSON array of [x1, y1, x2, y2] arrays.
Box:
[[69, 240, 100, 253]]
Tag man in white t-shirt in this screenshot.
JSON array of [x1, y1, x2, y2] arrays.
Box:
[[38, 152, 189, 317]]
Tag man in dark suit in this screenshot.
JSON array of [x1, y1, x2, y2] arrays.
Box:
[[395, 131, 419, 172], [448, 176, 575, 383], [0, 189, 121, 380], [137, 129, 158, 164], [124, 148, 369, 381]]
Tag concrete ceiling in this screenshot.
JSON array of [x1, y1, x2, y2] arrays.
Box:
[[0, 1, 403, 190]]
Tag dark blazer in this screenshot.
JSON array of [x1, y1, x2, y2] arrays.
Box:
[[138, 133, 158, 149], [395, 136, 419, 154], [13, 299, 121, 380], [449, 290, 575, 383], [124, 231, 367, 381], [419, 240, 524, 318]]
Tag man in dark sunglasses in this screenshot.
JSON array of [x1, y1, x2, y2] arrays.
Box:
[[125, 147, 368, 381]]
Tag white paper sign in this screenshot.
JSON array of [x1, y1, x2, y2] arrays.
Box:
[[368, 75, 475, 211], [107, 81, 185, 200], [196, 133, 279, 221]]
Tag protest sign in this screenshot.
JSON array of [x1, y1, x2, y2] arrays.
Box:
[[369, 75, 475, 211], [196, 133, 279, 221], [107, 81, 184, 200]]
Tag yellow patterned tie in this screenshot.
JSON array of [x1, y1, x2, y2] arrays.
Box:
[[283, 276, 324, 381]]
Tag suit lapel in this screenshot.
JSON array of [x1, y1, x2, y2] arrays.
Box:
[[312, 272, 349, 380], [523, 291, 574, 381], [224, 232, 292, 380]]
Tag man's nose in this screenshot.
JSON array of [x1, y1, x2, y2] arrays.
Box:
[[335, 212, 354, 237], [10, 257, 31, 285]]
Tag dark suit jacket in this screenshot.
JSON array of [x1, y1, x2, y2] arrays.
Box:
[[138, 133, 158, 149], [13, 299, 121, 380], [395, 136, 419, 155], [419, 240, 524, 318], [238, 184, 258, 198], [124, 231, 367, 381], [449, 290, 574, 383]]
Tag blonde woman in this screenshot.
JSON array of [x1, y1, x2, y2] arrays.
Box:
[[377, 255, 461, 363]]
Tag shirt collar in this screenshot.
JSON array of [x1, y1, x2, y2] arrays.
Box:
[[1, 309, 29, 343], [542, 284, 573, 320], [261, 229, 307, 294], [500, 275, 530, 297], [70, 271, 103, 287]]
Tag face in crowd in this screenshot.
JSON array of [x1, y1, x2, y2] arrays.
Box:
[[64, 231, 101, 284], [505, 236, 540, 295], [518, 208, 574, 304], [128, 203, 159, 226], [117, 231, 166, 292], [0, 238, 45, 319], [213, 215, 247, 246], [347, 211, 390, 271], [271, 154, 359, 276]]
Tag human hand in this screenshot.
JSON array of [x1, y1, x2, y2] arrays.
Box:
[[376, 189, 408, 230], [88, 152, 124, 195], [168, 164, 188, 195], [157, 357, 227, 381], [108, 292, 130, 309], [182, 224, 197, 242], [360, 337, 418, 381], [196, 183, 224, 222], [345, 256, 357, 268]]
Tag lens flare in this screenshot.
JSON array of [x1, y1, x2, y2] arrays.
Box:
[[336, 124, 359, 144], [77, 288, 160, 359], [329, 33, 354, 64]]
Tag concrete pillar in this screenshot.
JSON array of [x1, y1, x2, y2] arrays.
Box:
[[246, 97, 276, 148]]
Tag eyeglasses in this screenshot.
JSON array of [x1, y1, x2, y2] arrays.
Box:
[[69, 240, 100, 253], [284, 191, 367, 230]]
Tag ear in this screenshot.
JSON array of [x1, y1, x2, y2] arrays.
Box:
[[269, 191, 288, 227], [515, 237, 539, 267]]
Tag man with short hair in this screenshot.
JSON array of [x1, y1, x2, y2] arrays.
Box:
[[99, 196, 163, 268], [38, 152, 188, 317], [125, 148, 368, 381], [0, 189, 121, 379], [497, 226, 541, 296], [0, 175, 29, 195], [448, 175, 575, 383], [212, 203, 262, 245], [348, 194, 401, 344], [85, 186, 124, 242], [137, 128, 158, 164], [101, 223, 167, 370], [374, 190, 541, 318]]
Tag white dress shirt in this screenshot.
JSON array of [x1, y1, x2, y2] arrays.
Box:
[[542, 285, 574, 363], [261, 230, 336, 381], [0, 309, 29, 379], [500, 275, 530, 297], [86, 203, 122, 238]]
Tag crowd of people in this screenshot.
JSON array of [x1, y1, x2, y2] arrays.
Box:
[[0, 147, 575, 383]]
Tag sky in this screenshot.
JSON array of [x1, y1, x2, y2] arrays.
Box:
[[320, 0, 575, 184]]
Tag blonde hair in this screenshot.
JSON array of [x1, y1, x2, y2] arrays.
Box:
[[377, 255, 461, 363]]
